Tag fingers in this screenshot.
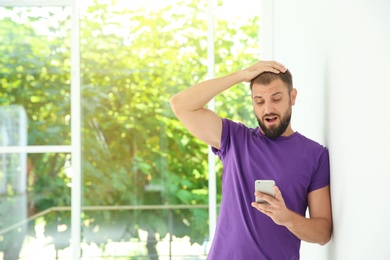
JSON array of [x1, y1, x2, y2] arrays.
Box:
[[261, 61, 287, 74], [251, 202, 272, 215], [252, 186, 291, 226], [245, 60, 286, 73], [253, 185, 281, 204], [252, 186, 283, 210], [254, 191, 274, 204], [242, 60, 287, 82]]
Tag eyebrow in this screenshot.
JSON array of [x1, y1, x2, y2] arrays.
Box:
[[253, 91, 284, 99]]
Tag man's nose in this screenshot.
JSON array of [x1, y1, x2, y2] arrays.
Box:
[[264, 102, 274, 114]]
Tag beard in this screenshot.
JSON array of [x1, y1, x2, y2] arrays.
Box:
[[256, 109, 292, 139]]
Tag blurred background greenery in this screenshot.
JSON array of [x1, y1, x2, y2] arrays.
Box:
[[0, 0, 260, 258]]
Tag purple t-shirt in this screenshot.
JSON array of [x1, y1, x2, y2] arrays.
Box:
[[208, 119, 330, 260]]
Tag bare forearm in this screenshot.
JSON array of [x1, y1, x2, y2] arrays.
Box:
[[252, 186, 333, 245], [285, 211, 332, 245], [170, 71, 244, 113], [169, 61, 287, 147], [170, 61, 286, 113]]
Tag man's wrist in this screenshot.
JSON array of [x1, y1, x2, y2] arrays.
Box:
[[229, 70, 247, 83], [283, 210, 297, 229]]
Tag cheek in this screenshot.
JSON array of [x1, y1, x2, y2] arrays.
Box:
[[278, 102, 291, 113], [253, 107, 263, 119], [253, 104, 263, 113]]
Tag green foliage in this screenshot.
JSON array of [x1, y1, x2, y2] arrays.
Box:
[[79, 0, 212, 243], [0, 0, 260, 255], [0, 14, 71, 146]]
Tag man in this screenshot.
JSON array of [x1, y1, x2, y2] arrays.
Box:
[[170, 61, 332, 259]]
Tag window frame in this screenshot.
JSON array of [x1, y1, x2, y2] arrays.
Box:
[[0, 0, 274, 258], [0, 0, 81, 259]]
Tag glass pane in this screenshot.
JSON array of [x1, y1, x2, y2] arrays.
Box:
[[214, 0, 261, 128], [80, 0, 209, 258], [0, 6, 71, 146], [79, 0, 261, 258], [0, 152, 71, 260], [79, 207, 209, 259]]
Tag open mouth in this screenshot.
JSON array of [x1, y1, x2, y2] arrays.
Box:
[[265, 116, 278, 123]]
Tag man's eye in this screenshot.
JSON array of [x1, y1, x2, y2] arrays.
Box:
[[273, 98, 281, 102], [256, 101, 264, 105]]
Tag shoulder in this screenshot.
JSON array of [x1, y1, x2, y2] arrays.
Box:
[[221, 118, 257, 136], [213, 118, 258, 155], [294, 132, 328, 151], [288, 133, 330, 167], [294, 133, 330, 169]]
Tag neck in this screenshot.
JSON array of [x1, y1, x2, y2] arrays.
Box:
[[282, 126, 295, 137]]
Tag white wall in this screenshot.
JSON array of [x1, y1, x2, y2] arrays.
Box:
[[273, 0, 390, 259]]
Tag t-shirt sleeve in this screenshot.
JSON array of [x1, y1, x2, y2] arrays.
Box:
[[211, 118, 230, 157], [308, 148, 330, 192]]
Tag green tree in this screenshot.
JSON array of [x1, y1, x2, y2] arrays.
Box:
[[0, 7, 72, 257], [79, 1, 211, 253], [0, 0, 260, 257]]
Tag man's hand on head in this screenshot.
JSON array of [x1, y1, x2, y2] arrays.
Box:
[[242, 61, 287, 82]]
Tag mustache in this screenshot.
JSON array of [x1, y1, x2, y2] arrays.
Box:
[[262, 113, 280, 119]]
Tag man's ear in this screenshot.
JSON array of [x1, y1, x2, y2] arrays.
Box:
[[290, 88, 297, 105]]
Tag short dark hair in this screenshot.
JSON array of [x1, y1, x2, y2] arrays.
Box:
[[250, 70, 293, 93]]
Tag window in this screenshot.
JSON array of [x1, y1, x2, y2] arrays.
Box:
[[0, 0, 262, 258]]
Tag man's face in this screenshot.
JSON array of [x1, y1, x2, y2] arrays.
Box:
[[251, 79, 297, 139]]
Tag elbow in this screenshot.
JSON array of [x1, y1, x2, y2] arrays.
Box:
[[170, 93, 189, 118], [317, 217, 333, 246], [170, 94, 180, 115], [318, 230, 332, 246], [319, 236, 331, 246], [169, 95, 177, 114]]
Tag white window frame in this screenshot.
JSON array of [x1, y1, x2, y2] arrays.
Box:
[[0, 0, 81, 259], [0, 0, 273, 258]]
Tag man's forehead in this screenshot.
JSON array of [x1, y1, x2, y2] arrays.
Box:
[[252, 81, 288, 97]]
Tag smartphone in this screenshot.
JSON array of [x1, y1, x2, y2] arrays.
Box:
[[255, 180, 275, 204]]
